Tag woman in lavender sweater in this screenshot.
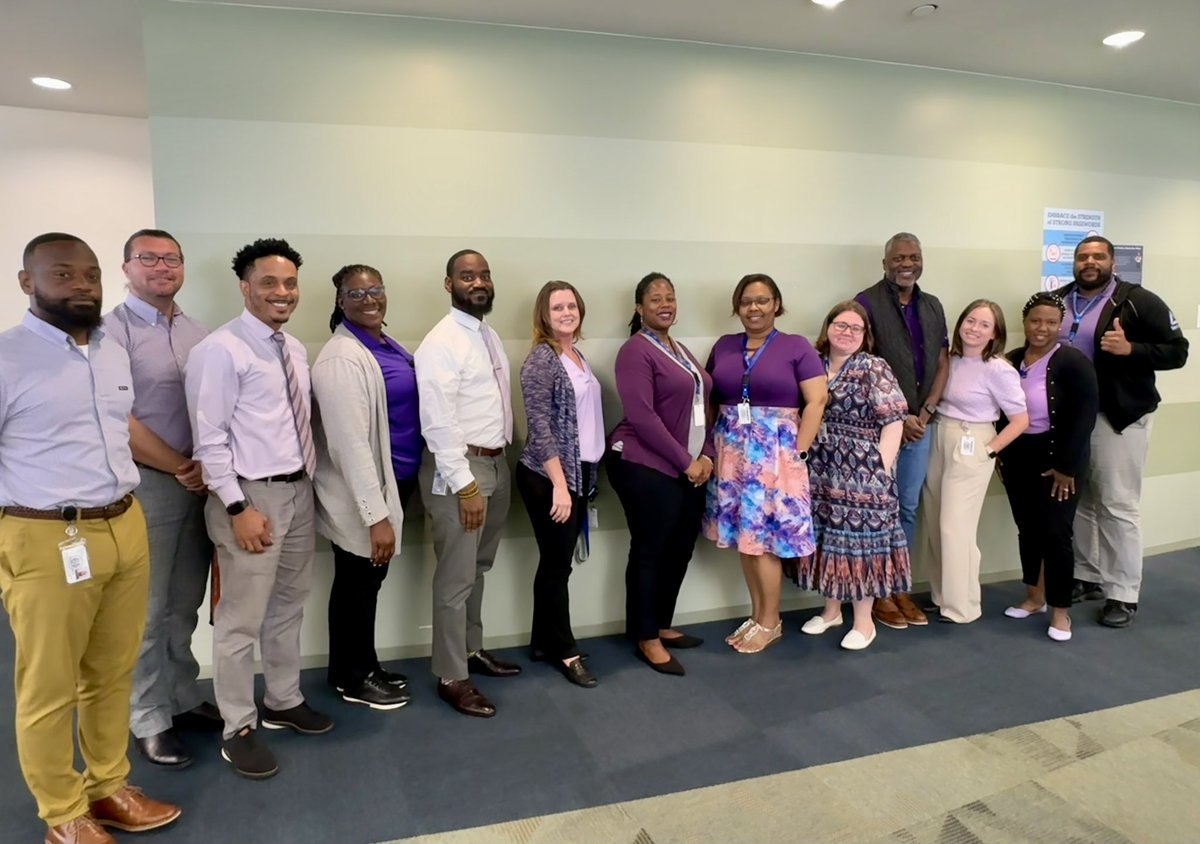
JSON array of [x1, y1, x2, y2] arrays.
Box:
[[607, 273, 715, 676], [517, 281, 603, 688]]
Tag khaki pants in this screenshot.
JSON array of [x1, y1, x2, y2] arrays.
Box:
[[0, 502, 150, 826], [922, 419, 996, 623]]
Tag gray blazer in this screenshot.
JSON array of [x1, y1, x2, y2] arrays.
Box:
[[311, 324, 404, 559]]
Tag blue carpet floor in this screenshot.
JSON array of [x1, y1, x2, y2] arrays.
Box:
[[3, 548, 1198, 843]]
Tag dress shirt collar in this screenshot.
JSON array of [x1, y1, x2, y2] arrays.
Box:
[[449, 307, 484, 333], [21, 309, 103, 350], [342, 318, 395, 351], [124, 292, 181, 326], [238, 307, 283, 341]]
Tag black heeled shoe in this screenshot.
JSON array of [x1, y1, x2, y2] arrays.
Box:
[[635, 647, 685, 676]]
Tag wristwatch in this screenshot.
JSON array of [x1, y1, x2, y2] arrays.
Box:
[[923, 404, 937, 416], [797, 449, 809, 462], [985, 448, 998, 459], [226, 499, 250, 516]]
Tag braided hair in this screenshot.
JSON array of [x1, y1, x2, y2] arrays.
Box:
[[329, 263, 383, 333], [1022, 291, 1066, 318]]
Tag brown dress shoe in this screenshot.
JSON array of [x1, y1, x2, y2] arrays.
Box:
[[872, 597, 908, 630], [89, 785, 181, 832], [894, 592, 929, 625], [45, 816, 115, 844], [438, 679, 497, 717]]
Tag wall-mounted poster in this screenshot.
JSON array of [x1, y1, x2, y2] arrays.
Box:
[[1114, 244, 1144, 286], [1042, 207, 1104, 291]]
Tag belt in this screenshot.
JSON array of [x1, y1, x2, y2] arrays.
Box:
[[241, 470, 306, 484], [2, 494, 134, 522], [465, 445, 504, 457]]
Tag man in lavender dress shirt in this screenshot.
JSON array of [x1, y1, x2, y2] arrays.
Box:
[[185, 238, 332, 780], [105, 229, 219, 769]]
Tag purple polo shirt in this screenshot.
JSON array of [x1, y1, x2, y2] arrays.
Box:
[[343, 320, 423, 482], [104, 294, 209, 455], [706, 332, 825, 407], [854, 289, 942, 387], [1058, 280, 1116, 361], [1019, 345, 1058, 435]]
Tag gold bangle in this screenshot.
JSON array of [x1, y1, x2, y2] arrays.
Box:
[[457, 487, 481, 500]]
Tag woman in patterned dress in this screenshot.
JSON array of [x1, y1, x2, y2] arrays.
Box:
[[703, 274, 828, 653], [798, 301, 911, 651]]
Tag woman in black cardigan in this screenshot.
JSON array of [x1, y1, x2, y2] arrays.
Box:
[[998, 292, 1098, 642]]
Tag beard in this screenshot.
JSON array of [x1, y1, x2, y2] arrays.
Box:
[[452, 286, 494, 319], [1074, 265, 1113, 291], [34, 289, 102, 330]]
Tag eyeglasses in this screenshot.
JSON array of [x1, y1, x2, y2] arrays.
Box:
[[829, 321, 865, 336], [342, 286, 387, 301], [738, 296, 775, 309], [131, 253, 183, 268]]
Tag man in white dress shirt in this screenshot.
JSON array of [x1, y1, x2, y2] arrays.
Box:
[[416, 249, 521, 718], [184, 238, 332, 780]]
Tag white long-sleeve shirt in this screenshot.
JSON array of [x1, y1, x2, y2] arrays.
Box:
[[414, 308, 510, 493]]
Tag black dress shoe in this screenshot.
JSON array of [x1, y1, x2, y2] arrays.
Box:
[[437, 679, 496, 717], [661, 633, 704, 649], [1099, 599, 1137, 628], [530, 648, 589, 663], [134, 729, 191, 768], [635, 647, 685, 676], [171, 701, 223, 732], [558, 658, 598, 688], [468, 649, 522, 677], [1071, 580, 1104, 604], [341, 674, 411, 711]]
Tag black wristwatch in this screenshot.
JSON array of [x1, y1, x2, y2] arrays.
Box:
[[797, 449, 809, 462], [985, 448, 998, 459], [226, 499, 250, 516]]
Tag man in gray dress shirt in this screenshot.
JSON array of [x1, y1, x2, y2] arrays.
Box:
[[105, 229, 219, 768], [185, 238, 331, 780]]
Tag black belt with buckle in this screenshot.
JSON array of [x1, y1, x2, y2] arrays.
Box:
[[242, 470, 306, 484]]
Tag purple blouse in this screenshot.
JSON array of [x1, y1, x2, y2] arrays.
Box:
[[1018, 344, 1059, 434], [706, 331, 825, 407], [343, 320, 423, 481], [1058, 280, 1116, 361]]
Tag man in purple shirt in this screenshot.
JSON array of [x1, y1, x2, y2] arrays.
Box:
[[855, 233, 949, 630], [104, 229, 219, 769]]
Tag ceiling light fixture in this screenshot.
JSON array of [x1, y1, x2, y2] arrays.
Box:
[[31, 76, 72, 90], [1102, 30, 1145, 48], [811, 0, 846, 8], [911, 4, 939, 17]]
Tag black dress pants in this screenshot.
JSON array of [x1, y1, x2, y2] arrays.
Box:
[[515, 461, 593, 660], [999, 433, 1080, 609], [327, 476, 416, 688], [606, 452, 705, 641]]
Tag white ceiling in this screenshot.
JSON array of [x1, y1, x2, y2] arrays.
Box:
[[3, 0, 1199, 118]]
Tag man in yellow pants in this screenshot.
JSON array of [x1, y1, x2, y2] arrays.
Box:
[[0, 233, 181, 844]]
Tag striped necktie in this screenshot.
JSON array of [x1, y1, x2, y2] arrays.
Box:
[[480, 325, 513, 443], [272, 331, 316, 477]]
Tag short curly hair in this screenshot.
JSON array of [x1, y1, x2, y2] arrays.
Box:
[[231, 238, 303, 281]]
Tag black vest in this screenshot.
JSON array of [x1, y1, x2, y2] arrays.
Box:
[[859, 279, 946, 413]]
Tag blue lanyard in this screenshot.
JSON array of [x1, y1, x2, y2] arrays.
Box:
[[741, 329, 778, 403], [1067, 288, 1105, 342], [641, 329, 702, 402]]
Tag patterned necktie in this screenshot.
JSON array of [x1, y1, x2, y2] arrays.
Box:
[[272, 332, 316, 477], [480, 325, 513, 443]]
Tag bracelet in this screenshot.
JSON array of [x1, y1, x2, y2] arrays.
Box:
[[457, 483, 480, 499]]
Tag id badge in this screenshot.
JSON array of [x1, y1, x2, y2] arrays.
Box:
[[431, 470, 448, 496], [692, 402, 706, 428], [60, 536, 92, 584], [737, 401, 752, 426], [588, 505, 599, 530], [960, 435, 976, 457]]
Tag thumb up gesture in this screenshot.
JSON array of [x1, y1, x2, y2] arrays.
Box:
[[1100, 317, 1132, 356]]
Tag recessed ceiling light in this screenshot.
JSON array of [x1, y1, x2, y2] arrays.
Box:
[[911, 4, 939, 17], [811, 0, 846, 8], [1102, 30, 1145, 48], [31, 76, 72, 90]]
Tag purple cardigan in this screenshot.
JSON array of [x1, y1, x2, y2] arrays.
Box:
[[609, 333, 715, 478]]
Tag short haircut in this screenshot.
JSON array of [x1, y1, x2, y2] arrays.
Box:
[[884, 232, 921, 255], [1074, 235, 1114, 259], [950, 299, 1008, 361], [23, 232, 87, 266], [532, 280, 586, 352], [123, 228, 182, 262], [730, 273, 786, 317], [231, 238, 303, 280], [445, 249, 482, 278], [814, 300, 874, 357]]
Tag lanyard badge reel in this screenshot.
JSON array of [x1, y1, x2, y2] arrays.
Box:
[[59, 505, 92, 584]]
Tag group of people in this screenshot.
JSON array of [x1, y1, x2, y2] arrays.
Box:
[[0, 228, 1187, 844]]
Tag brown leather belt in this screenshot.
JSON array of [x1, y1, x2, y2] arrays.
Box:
[[2, 494, 134, 522], [465, 445, 504, 457]]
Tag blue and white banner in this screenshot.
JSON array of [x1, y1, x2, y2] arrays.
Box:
[[1042, 207, 1103, 291]]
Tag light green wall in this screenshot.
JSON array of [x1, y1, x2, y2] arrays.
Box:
[[141, 1, 1199, 664]]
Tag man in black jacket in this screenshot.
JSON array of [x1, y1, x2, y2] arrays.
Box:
[[1055, 236, 1189, 627]]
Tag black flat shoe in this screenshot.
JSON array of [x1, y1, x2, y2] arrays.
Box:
[[558, 658, 598, 688], [635, 647, 685, 676], [134, 729, 192, 768], [661, 633, 704, 649], [531, 648, 589, 663]]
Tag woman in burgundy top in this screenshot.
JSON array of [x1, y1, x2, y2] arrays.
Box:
[[607, 273, 715, 676]]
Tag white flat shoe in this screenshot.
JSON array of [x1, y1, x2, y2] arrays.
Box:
[[801, 614, 844, 635], [1047, 623, 1072, 642], [840, 628, 877, 651], [1004, 604, 1048, 619]]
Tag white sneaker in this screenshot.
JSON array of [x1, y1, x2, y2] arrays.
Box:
[[840, 628, 877, 651], [801, 613, 844, 635], [1004, 604, 1048, 619]]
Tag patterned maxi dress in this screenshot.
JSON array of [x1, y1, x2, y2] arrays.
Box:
[[798, 352, 912, 599]]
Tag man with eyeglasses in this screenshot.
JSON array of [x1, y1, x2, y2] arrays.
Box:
[[855, 232, 949, 631], [104, 229, 219, 768]]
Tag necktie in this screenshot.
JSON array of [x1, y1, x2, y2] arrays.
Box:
[[272, 332, 317, 477], [480, 325, 513, 443]]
